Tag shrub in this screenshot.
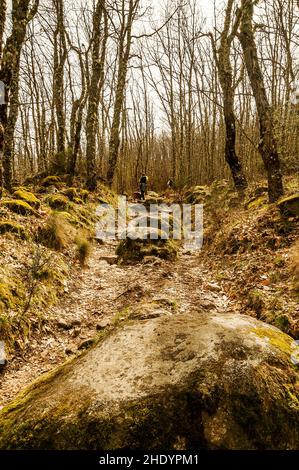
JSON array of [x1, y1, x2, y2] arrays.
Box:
[[37, 213, 74, 250], [13, 189, 41, 209], [0, 221, 29, 240], [0, 199, 36, 216], [75, 235, 91, 267], [290, 241, 299, 291]]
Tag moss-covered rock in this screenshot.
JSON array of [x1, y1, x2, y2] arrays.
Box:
[[185, 185, 210, 204], [45, 194, 69, 210], [13, 189, 41, 209], [79, 190, 89, 203], [63, 187, 78, 201], [41, 176, 61, 188], [0, 221, 29, 240], [278, 194, 299, 217], [1, 312, 299, 449], [73, 197, 84, 205], [0, 199, 36, 216], [245, 195, 268, 210], [116, 227, 178, 263]]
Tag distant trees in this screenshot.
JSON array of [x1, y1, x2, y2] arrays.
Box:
[[0, 0, 297, 196]]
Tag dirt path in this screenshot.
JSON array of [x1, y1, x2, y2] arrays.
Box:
[[0, 242, 234, 408]]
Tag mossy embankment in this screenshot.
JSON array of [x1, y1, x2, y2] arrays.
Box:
[[181, 176, 299, 337], [0, 176, 117, 351]]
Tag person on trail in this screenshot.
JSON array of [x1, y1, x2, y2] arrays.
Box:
[[167, 179, 174, 190], [139, 174, 148, 201]]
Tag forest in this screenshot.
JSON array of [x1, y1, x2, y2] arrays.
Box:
[[0, 0, 299, 459]]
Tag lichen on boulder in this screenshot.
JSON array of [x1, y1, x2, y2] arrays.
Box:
[[1, 312, 299, 449]]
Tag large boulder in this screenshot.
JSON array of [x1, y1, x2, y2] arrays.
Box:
[[278, 194, 299, 217], [1, 312, 299, 450]]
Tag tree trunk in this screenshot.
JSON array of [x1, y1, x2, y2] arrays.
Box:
[[0, 0, 6, 61], [238, 0, 283, 202], [107, 0, 139, 187], [86, 0, 108, 191], [0, 0, 39, 190], [53, 0, 67, 156], [212, 0, 247, 190]]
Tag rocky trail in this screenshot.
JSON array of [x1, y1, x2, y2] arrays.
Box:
[[0, 241, 233, 408]]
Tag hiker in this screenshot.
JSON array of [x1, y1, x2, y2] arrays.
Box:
[[167, 179, 174, 189], [139, 174, 148, 201]]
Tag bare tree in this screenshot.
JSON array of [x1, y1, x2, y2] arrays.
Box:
[[86, 0, 108, 191], [238, 0, 284, 202], [107, 0, 140, 187], [210, 0, 247, 190], [0, 0, 6, 61], [53, 0, 67, 157], [0, 0, 39, 191]]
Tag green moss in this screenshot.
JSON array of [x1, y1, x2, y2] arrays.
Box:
[[247, 289, 264, 315], [41, 176, 61, 188], [71, 204, 98, 230], [54, 211, 78, 225], [0, 199, 36, 216], [74, 197, 84, 205], [251, 326, 294, 357], [0, 221, 28, 240], [63, 187, 78, 201], [13, 189, 40, 209], [278, 194, 299, 217], [79, 190, 89, 202], [246, 195, 267, 210], [0, 282, 14, 310], [45, 194, 69, 210], [274, 315, 290, 333]]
